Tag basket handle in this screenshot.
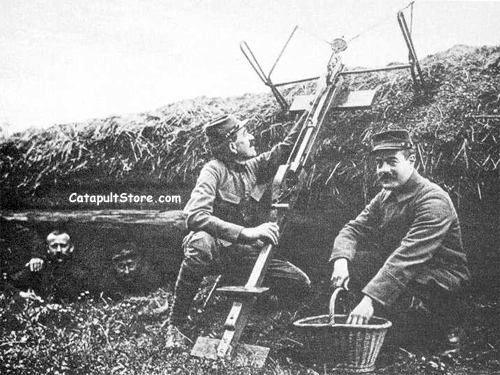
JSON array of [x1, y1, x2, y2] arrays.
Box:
[[329, 278, 349, 326]]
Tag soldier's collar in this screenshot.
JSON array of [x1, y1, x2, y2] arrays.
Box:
[[392, 170, 422, 202], [227, 160, 248, 172]]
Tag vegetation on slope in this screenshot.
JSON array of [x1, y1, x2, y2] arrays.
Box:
[[1, 45, 499, 211]]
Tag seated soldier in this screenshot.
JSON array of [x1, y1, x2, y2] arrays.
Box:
[[330, 130, 470, 356], [113, 243, 142, 285], [8, 230, 83, 302], [165, 114, 311, 348], [106, 241, 162, 298]]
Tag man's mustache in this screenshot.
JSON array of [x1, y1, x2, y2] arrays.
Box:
[[50, 253, 70, 261], [378, 173, 394, 181]]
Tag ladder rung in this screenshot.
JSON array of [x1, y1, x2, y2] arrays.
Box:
[[341, 64, 411, 75], [217, 286, 270, 297]]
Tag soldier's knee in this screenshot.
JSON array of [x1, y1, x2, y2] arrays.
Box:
[[279, 268, 311, 295], [183, 231, 216, 261], [304, 273, 312, 288], [296, 270, 311, 292], [291, 265, 311, 289]]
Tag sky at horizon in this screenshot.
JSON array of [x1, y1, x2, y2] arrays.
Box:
[[1, 0, 499, 133]]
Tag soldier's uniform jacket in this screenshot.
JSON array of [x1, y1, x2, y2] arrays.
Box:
[[330, 171, 470, 306], [184, 123, 300, 245], [7, 255, 88, 301]]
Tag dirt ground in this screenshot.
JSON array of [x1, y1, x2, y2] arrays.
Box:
[[1, 208, 499, 374], [0, 278, 498, 375], [1, 233, 500, 375]]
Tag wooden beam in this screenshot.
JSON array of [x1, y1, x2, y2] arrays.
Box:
[[0, 209, 186, 229]]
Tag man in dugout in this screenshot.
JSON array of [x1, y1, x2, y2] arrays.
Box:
[[6, 229, 84, 302]]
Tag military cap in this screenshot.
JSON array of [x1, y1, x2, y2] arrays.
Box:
[[204, 114, 249, 145], [111, 242, 140, 262], [371, 129, 414, 153]]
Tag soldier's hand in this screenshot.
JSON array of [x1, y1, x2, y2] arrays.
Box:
[[240, 222, 280, 245], [331, 258, 349, 288], [26, 258, 44, 272], [347, 296, 374, 325]]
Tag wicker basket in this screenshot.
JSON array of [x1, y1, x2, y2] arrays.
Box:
[[293, 288, 392, 372]]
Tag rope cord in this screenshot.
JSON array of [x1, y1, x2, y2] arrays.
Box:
[[346, 1, 415, 44], [298, 1, 415, 47], [296, 26, 334, 48]]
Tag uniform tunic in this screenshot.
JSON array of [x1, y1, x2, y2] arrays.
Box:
[[169, 123, 310, 326], [184, 127, 298, 243]]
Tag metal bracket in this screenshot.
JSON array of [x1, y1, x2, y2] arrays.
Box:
[[397, 10, 425, 90], [240, 10, 426, 110], [240, 42, 288, 110]]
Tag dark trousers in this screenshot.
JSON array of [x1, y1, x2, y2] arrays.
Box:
[[169, 231, 311, 326], [379, 281, 468, 349], [350, 251, 468, 349]]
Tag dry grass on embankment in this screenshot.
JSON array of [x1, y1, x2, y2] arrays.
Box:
[[2, 43, 499, 281], [1, 44, 499, 211]]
